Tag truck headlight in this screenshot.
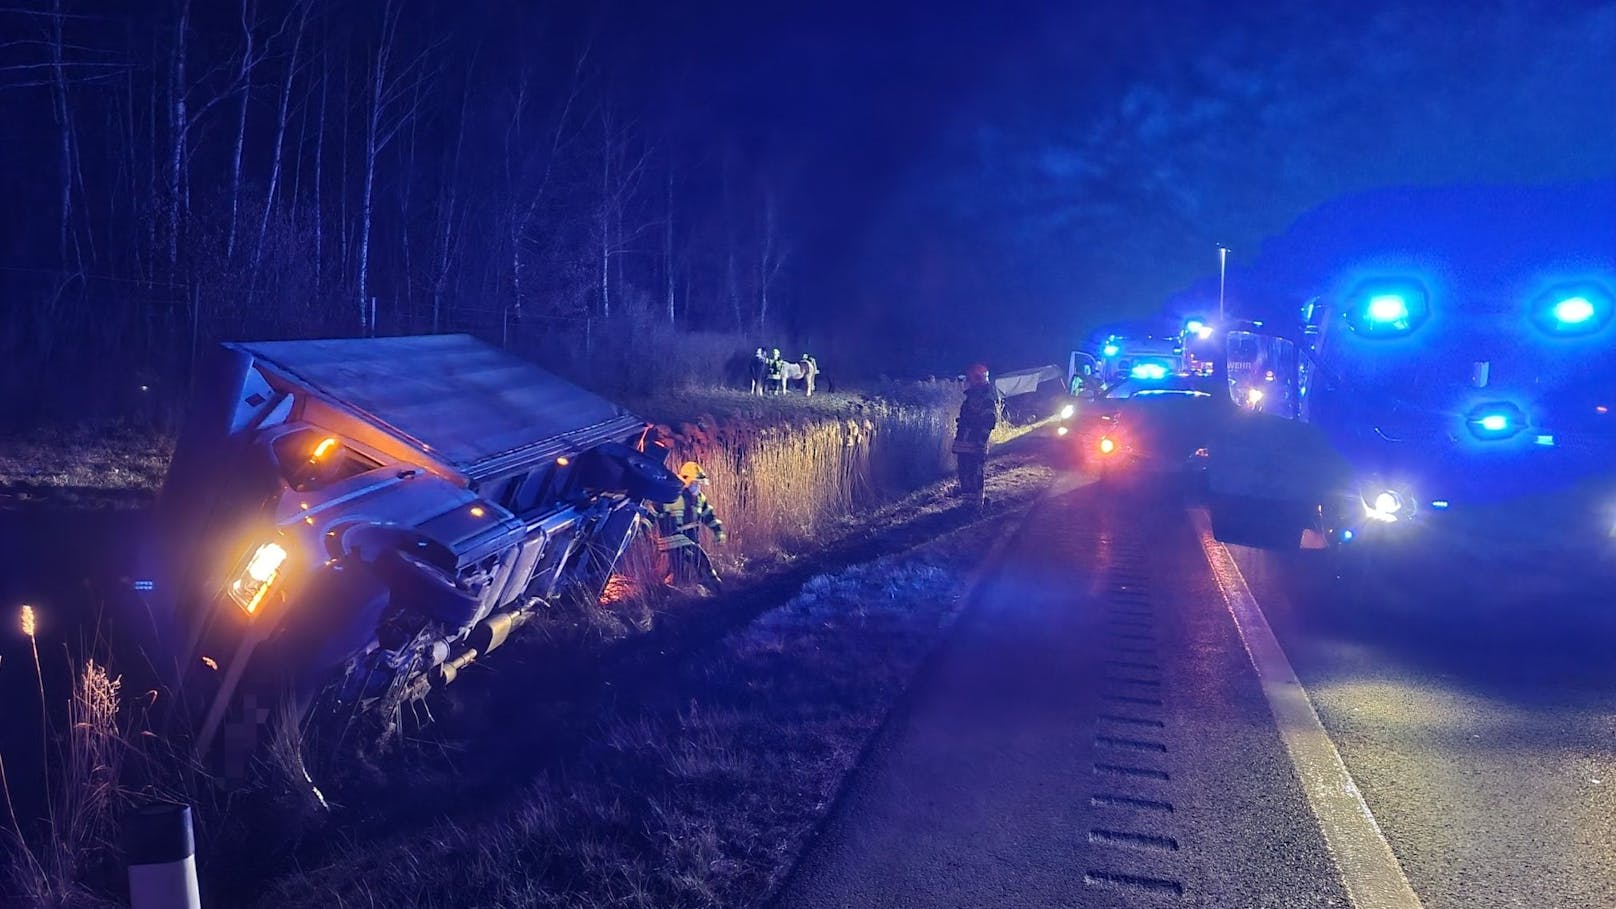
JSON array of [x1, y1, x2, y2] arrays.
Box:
[[1362, 488, 1412, 523], [1060, 404, 1076, 420], [228, 541, 287, 615]]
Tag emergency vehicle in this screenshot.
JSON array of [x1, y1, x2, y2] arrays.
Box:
[[1197, 182, 1616, 585]]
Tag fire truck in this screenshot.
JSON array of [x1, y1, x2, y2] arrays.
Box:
[[1070, 327, 1197, 395], [1199, 182, 1616, 587]]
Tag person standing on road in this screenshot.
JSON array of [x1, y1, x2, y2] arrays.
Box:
[[953, 363, 1003, 509], [654, 460, 727, 592]]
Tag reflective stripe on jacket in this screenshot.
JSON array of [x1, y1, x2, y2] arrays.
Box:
[[655, 487, 723, 550]]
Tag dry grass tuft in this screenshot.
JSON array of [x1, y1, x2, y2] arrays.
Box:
[[3, 658, 136, 909]]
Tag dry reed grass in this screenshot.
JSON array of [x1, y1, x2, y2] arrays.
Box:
[[641, 384, 962, 567], [2, 650, 136, 909]]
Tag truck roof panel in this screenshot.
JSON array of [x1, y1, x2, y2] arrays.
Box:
[[228, 334, 641, 475]]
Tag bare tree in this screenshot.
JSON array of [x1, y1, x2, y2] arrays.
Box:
[[166, 0, 188, 271], [312, 32, 327, 283], [356, 0, 432, 333], [431, 53, 477, 332], [250, 0, 309, 290], [755, 182, 787, 331], [596, 105, 652, 321], [48, 0, 84, 269], [664, 156, 675, 324], [505, 45, 592, 333]]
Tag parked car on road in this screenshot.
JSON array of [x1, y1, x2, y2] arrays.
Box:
[[1074, 375, 1228, 479]]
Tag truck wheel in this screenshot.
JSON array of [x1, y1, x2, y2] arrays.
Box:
[[585, 442, 685, 503], [377, 548, 481, 628]]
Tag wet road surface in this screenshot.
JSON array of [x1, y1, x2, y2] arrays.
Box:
[[775, 471, 1616, 907], [1232, 528, 1616, 908]]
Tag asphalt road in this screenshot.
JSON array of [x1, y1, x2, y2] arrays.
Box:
[[1231, 530, 1616, 908], [774, 469, 1616, 907]]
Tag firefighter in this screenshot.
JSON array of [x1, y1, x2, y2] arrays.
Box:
[[654, 461, 727, 592], [799, 353, 819, 397], [767, 348, 787, 395], [952, 363, 1002, 509], [750, 347, 769, 396]]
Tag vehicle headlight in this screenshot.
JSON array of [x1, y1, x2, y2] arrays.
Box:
[[228, 541, 287, 615], [1060, 404, 1076, 420], [1363, 489, 1408, 523]]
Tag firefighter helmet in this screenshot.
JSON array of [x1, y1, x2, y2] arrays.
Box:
[[678, 461, 708, 484], [966, 363, 991, 385]]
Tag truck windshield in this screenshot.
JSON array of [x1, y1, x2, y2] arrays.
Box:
[[1225, 331, 1299, 419]]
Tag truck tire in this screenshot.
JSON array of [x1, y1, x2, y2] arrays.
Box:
[[582, 442, 685, 504]]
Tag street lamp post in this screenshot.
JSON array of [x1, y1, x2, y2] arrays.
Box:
[[1217, 245, 1229, 322]]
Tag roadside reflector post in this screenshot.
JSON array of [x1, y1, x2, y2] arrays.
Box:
[[124, 801, 202, 909]]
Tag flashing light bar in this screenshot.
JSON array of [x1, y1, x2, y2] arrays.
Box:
[[1466, 402, 1526, 440], [1344, 281, 1429, 337], [1535, 288, 1614, 336]]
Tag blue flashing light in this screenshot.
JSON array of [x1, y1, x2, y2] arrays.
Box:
[[1533, 284, 1614, 336], [1367, 294, 1410, 324], [1130, 362, 1169, 380], [1535, 434, 1556, 447], [1552, 296, 1596, 325], [133, 579, 155, 591], [1345, 281, 1429, 337], [1429, 499, 1450, 510], [1466, 402, 1526, 440], [1185, 319, 1205, 335], [1340, 530, 1354, 542], [1102, 343, 1121, 357]]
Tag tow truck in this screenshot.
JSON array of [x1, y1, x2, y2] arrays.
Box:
[[1198, 182, 1616, 588]]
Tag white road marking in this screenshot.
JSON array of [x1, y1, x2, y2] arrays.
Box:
[[1192, 509, 1425, 909]]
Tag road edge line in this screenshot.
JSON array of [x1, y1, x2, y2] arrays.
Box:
[[1190, 509, 1424, 909]]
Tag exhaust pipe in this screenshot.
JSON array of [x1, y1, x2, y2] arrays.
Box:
[[421, 605, 536, 692]]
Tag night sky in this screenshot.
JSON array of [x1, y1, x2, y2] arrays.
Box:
[[650, 0, 1616, 367], [3, 0, 1614, 399]]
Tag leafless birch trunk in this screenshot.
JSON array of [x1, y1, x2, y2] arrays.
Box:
[[251, 0, 308, 284]]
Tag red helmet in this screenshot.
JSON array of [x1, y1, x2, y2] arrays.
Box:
[[966, 363, 990, 385]]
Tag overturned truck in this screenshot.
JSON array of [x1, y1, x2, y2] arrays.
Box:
[[155, 335, 682, 778]]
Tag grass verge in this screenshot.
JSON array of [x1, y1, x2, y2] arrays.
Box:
[[255, 458, 1050, 907]]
